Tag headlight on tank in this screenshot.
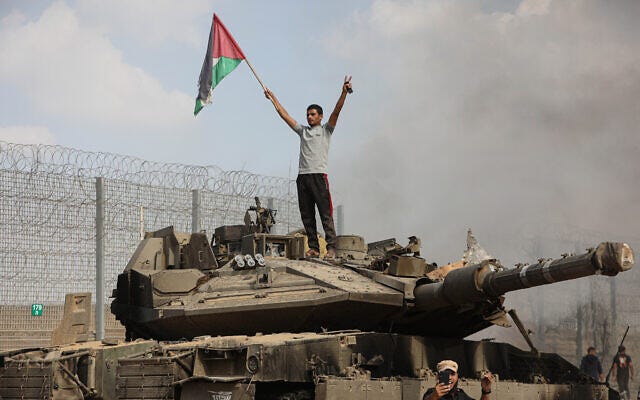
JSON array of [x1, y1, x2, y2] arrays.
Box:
[[246, 355, 260, 374]]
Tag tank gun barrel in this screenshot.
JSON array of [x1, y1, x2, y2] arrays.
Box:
[[415, 242, 634, 311]]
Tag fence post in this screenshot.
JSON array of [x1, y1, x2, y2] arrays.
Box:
[[336, 205, 344, 236], [576, 285, 583, 364], [609, 278, 617, 358], [192, 189, 201, 233], [95, 177, 105, 340]]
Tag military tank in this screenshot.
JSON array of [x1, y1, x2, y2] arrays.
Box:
[[1, 198, 634, 399], [107, 198, 634, 399]]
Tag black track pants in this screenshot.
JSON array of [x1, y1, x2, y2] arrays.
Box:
[[296, 173, 337, 252]]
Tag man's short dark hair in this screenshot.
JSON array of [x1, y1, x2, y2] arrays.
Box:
[[588, 346, 596, 352], [619, 345, 626, 352], [307, 104, 323, 115]]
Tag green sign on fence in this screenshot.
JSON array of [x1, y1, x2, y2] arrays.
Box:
[[31, 303, 43, 316]]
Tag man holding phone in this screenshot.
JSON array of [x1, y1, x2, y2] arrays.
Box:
[[423, 360, 493, 400]]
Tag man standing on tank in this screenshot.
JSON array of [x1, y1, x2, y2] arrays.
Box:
[[612, 345, 634, 398], [264, 76, 352, 260]]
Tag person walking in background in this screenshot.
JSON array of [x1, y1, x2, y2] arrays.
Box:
[[612, 345, 634, 398], [580, 346, 603, 381]]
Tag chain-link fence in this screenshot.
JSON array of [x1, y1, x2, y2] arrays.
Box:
[[0, 140, 301, 350]]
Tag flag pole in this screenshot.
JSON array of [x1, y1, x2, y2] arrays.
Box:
[[243, 58, 266, 91]]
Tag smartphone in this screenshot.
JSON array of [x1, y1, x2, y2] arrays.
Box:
[[438, 370, 451, 385]]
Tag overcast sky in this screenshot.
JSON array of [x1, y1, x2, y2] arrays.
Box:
[[1, 0, 639, 267]]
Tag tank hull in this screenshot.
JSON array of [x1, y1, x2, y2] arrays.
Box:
[[3, 332, 617, 400], [113, 332, 617, 400]]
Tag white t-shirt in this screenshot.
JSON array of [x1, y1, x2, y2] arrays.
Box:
[[292, 122, 334, 174]]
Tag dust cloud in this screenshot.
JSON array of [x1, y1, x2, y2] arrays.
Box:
[[327, 0, 640, 347], [329, 0, 640, 265]]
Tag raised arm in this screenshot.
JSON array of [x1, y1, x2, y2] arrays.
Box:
[[328, 76, 352, 128], [265, 88, 298, 130], [479, 371, 493, 400]]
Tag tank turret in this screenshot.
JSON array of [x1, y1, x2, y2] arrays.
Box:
[[111, 199, 634, 341]]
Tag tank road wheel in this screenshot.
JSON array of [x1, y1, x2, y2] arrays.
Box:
[[125, 326, 137, 341], [258, 390, 314, 400], [255, 383, 315, 400], [124, 323, 151, 341]]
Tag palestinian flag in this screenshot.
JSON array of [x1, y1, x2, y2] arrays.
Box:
[[194, 14, 246, 116]]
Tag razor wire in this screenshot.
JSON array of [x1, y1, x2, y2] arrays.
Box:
[[0, 140, 301, 306], [0, 140, 297, 196]]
